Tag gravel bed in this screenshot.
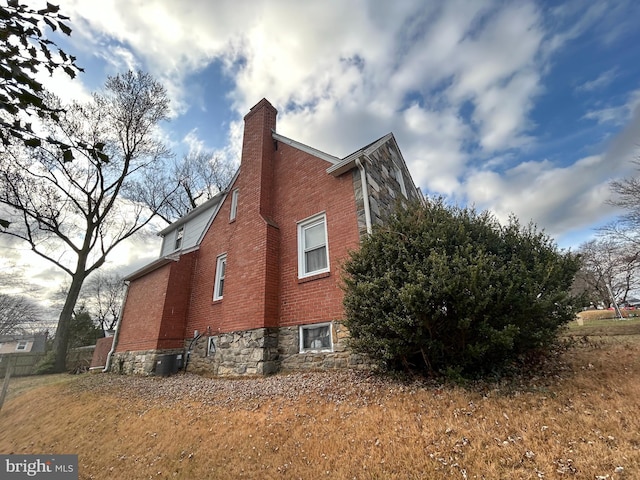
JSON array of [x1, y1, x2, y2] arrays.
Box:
[[69, 370, 433, 410]]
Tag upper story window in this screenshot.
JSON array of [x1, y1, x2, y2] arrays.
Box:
[[213, 253, 227, 301], [16, 341, 28, 351], [298, 213, 329, 278], [230, 189, 239, 222], [174, 226, 184, 250]]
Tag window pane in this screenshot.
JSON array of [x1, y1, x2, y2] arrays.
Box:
[[220, 258, 226, 277], [304, 222, 325, 249], [305, 246, 327, 273], [214, 255, 227, 300], [303, 325, 330, 350]]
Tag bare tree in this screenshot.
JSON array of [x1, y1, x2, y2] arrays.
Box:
[[575, 238, 640, 306], [0, 70, 173, 371], [81, 271, 126, 332], [138, 149, 235, 223], [0, 293, 43, 335], [605, 158, 640, 244]]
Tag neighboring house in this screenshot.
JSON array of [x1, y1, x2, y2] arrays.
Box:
[[0, 332, 47, 355], [112, 99, 421, 376], [0, 332, 48, 376]]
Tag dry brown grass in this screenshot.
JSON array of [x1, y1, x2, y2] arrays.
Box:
[[1, 339, 640, 480], [577, 309, 639, 321]]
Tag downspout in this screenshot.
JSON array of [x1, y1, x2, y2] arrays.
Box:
[[355, 157, 373, 234], [103, 281, 130, 373]]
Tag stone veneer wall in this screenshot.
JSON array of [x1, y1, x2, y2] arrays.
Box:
[[112, 325, 371, 377], [111, 348, 184, 375], [278, 322, 370, 371], [353, 138, 421, 237], [186, 328, 279, 376], [181, 322, 370, 376]]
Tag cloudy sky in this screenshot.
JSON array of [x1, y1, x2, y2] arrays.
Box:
[[3, 0, 640, 314]]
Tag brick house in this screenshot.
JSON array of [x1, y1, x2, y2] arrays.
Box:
[[111, 98, 421, 376]]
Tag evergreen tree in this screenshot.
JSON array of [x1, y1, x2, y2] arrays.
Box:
[[342, 199, 581, 379]]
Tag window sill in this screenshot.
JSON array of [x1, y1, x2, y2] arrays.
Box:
[[212, 298, 223, 304], [298, 271, 330, 284]]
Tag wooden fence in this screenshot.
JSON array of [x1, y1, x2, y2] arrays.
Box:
[[0, 352, 46, 376], [0, 345, 96, 376]]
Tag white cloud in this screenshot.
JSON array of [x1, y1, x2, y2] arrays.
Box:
[[7, 0, 637, 313], [577, 68, 619, 92], [584, 89, 640, 126]]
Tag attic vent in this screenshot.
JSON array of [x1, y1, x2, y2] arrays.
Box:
[[393, 163, 407, 198]]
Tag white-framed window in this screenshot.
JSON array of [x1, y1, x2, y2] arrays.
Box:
[[229, 189, 239, 222], [207, 337, 216, 356], [213, 253, 227, 300], [174, 226, 184, 250], [299, 322, 333, 353], [393, 162, 407, 198], [297, 213, 329, 278], [16, 341, 28, 351]]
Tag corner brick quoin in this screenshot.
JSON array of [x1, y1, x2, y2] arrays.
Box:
[[113, 98, 418, 377]]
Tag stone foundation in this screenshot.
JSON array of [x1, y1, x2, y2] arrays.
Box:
[[111, 348, 184, 375], [278, 322, 370, 372], [112, 322, 372, 376], [185, 327, 279, 376]]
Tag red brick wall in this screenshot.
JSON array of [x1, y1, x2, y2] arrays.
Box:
[[272, 143, 360, 327], [185, 99, 278, 336], [157, 252, 195, 349], [184, 101, 360, 336], [117, 264, 171, 352], [90, 336, 113, 368], [117, 253, 195, 352]]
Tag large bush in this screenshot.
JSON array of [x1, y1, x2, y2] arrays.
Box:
[[342, 199, 581, 379]]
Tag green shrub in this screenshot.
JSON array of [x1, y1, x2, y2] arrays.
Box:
[[342, 199, 581, 379]]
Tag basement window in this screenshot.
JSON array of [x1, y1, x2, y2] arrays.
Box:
[[299, 322, 333, 353]]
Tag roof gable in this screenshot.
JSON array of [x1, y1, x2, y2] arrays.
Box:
[[327, 133, 396, 176]]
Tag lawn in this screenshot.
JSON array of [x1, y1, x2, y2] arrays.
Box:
[[0, 327, 639, 480]]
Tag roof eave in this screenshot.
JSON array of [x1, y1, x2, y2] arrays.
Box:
[[123, 255, 180, 282], [272, 131, 340, 165], [158, 189, 227, 237], [326, 151, 363, 176]]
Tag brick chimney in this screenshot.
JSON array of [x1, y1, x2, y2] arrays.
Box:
[[240, 98, 277, 220], [222, 99, 280, 333]]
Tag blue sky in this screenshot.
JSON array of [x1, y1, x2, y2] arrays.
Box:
[[3, 0, 640, 310]]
